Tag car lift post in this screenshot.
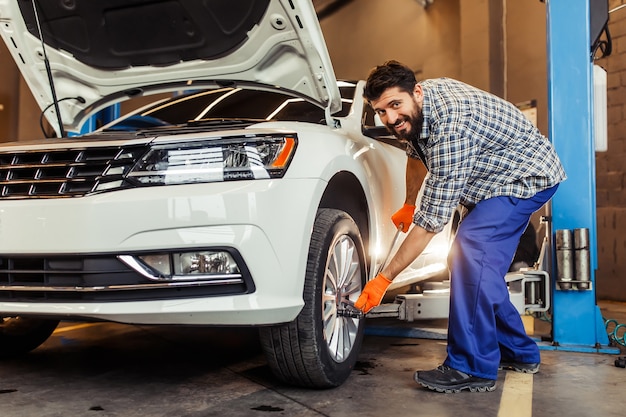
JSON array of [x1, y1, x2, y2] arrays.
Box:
[[544, 0, 618, 353], [76, 104, 120, 135]]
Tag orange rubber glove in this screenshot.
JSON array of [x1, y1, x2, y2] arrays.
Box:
[[354, 273, 392, 313], [391, 203, 415, 233]]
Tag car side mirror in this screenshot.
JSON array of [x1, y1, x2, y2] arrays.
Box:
[[361, 125, 406, 150], [362, 125, 391, 138]]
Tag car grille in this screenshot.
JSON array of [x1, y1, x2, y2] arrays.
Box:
[[0, 255, 254, 302], [0, 145, 149, 199]]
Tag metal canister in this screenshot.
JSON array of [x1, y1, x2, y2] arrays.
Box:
[[555, 229, 574, 290], [574, 228, 591, 290]]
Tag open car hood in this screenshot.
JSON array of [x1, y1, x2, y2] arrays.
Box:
[[0, 0, 340, 135]]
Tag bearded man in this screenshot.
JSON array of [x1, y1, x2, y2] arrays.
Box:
[[355, 60, 566, 393]]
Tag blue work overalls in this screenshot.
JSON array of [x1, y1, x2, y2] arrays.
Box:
[[443, 185, 558, 380]]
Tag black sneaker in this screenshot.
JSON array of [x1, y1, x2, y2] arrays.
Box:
[[414, 365, 496, 393], [499, 361, 540, 374]]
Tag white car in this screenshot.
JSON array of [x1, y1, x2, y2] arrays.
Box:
[[0, 0, 455, 388]]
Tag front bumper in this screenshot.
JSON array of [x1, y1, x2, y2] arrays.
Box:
[[0, 178, 325, 325]]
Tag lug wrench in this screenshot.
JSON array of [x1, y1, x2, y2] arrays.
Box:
[[337, 303, 364, 319], [376, 224, 403, 275], [337, 224, 404, 319]]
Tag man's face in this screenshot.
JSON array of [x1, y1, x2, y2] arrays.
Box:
[[369, 85, 424, 141]]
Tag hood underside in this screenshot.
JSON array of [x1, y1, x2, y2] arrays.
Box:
[[0, 0, 340, 135]]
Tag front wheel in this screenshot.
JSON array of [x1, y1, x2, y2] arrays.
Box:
[[0, 317, 59, 357], [260, 208, 366, 388]]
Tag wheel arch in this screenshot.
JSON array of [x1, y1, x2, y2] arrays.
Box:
[[318, 171, 370, 272]]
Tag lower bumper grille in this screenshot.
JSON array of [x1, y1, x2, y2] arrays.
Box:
[[0, 255, 254, 302]]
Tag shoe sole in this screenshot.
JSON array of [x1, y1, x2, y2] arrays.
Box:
[[414, 374, 496, 393], [498, 364, 539, 374]]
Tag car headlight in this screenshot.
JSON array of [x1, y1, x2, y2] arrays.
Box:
[[126, 135, 296, 186]]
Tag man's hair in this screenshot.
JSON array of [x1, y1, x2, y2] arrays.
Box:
[[363, 60, 417, 102]]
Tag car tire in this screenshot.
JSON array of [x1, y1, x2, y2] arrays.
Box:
[[259, 208, 366, 388], [0, 317, 59, 357]]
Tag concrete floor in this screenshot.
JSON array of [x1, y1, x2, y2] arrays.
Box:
[[1, 301, 626, 417]]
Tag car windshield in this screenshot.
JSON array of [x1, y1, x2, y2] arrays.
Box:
[[105, 85, 355, 132]]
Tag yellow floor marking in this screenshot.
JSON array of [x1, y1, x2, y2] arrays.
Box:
[[53, 323, 102, 334], [497, 372, 533, 417]]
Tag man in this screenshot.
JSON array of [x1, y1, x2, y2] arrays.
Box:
[[355, 61, 566, 393]]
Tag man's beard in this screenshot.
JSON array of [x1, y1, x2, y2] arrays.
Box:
[[387, 106, 424, 143]]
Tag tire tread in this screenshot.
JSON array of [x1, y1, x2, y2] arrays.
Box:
[[259, 209, 364, 388]]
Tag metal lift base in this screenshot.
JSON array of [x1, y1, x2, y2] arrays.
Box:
[[536, 342, 620, 354], [364, 325, 447, 340]]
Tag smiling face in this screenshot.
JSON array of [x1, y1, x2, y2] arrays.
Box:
[[369, 84, 424, 142]]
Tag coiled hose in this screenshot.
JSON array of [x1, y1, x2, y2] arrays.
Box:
[[605, 318, 626, 348]]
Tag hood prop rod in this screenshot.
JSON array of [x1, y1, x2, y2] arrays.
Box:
[[31, 0, 66, 138]]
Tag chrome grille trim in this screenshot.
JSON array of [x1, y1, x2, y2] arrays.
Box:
[[0, 145, 149, 198], [0, 278, 245, 292], [0, 253, 255, 301]]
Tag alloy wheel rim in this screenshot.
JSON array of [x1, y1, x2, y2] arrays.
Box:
[[322, 234, 362, 362]]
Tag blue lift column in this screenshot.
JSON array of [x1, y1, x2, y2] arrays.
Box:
[[545, 0, 617, 352], [78, 104, 120, 134]]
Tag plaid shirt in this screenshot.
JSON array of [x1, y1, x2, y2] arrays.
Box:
[[408, 78, 566, 233]]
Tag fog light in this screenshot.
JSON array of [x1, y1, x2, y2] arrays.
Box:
[[122, 250, 241, 281], [138, 254, 171, 276], [173, 252, 239, 275]]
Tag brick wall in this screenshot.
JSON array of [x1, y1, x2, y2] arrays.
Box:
[[596, 0, 626, 300], [0, 37, 20, 142]]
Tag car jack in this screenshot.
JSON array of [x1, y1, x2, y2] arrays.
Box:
[[366, 269, 550, 321]]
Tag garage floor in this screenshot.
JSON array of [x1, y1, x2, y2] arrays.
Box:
[[1, 301, 626, 417]]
